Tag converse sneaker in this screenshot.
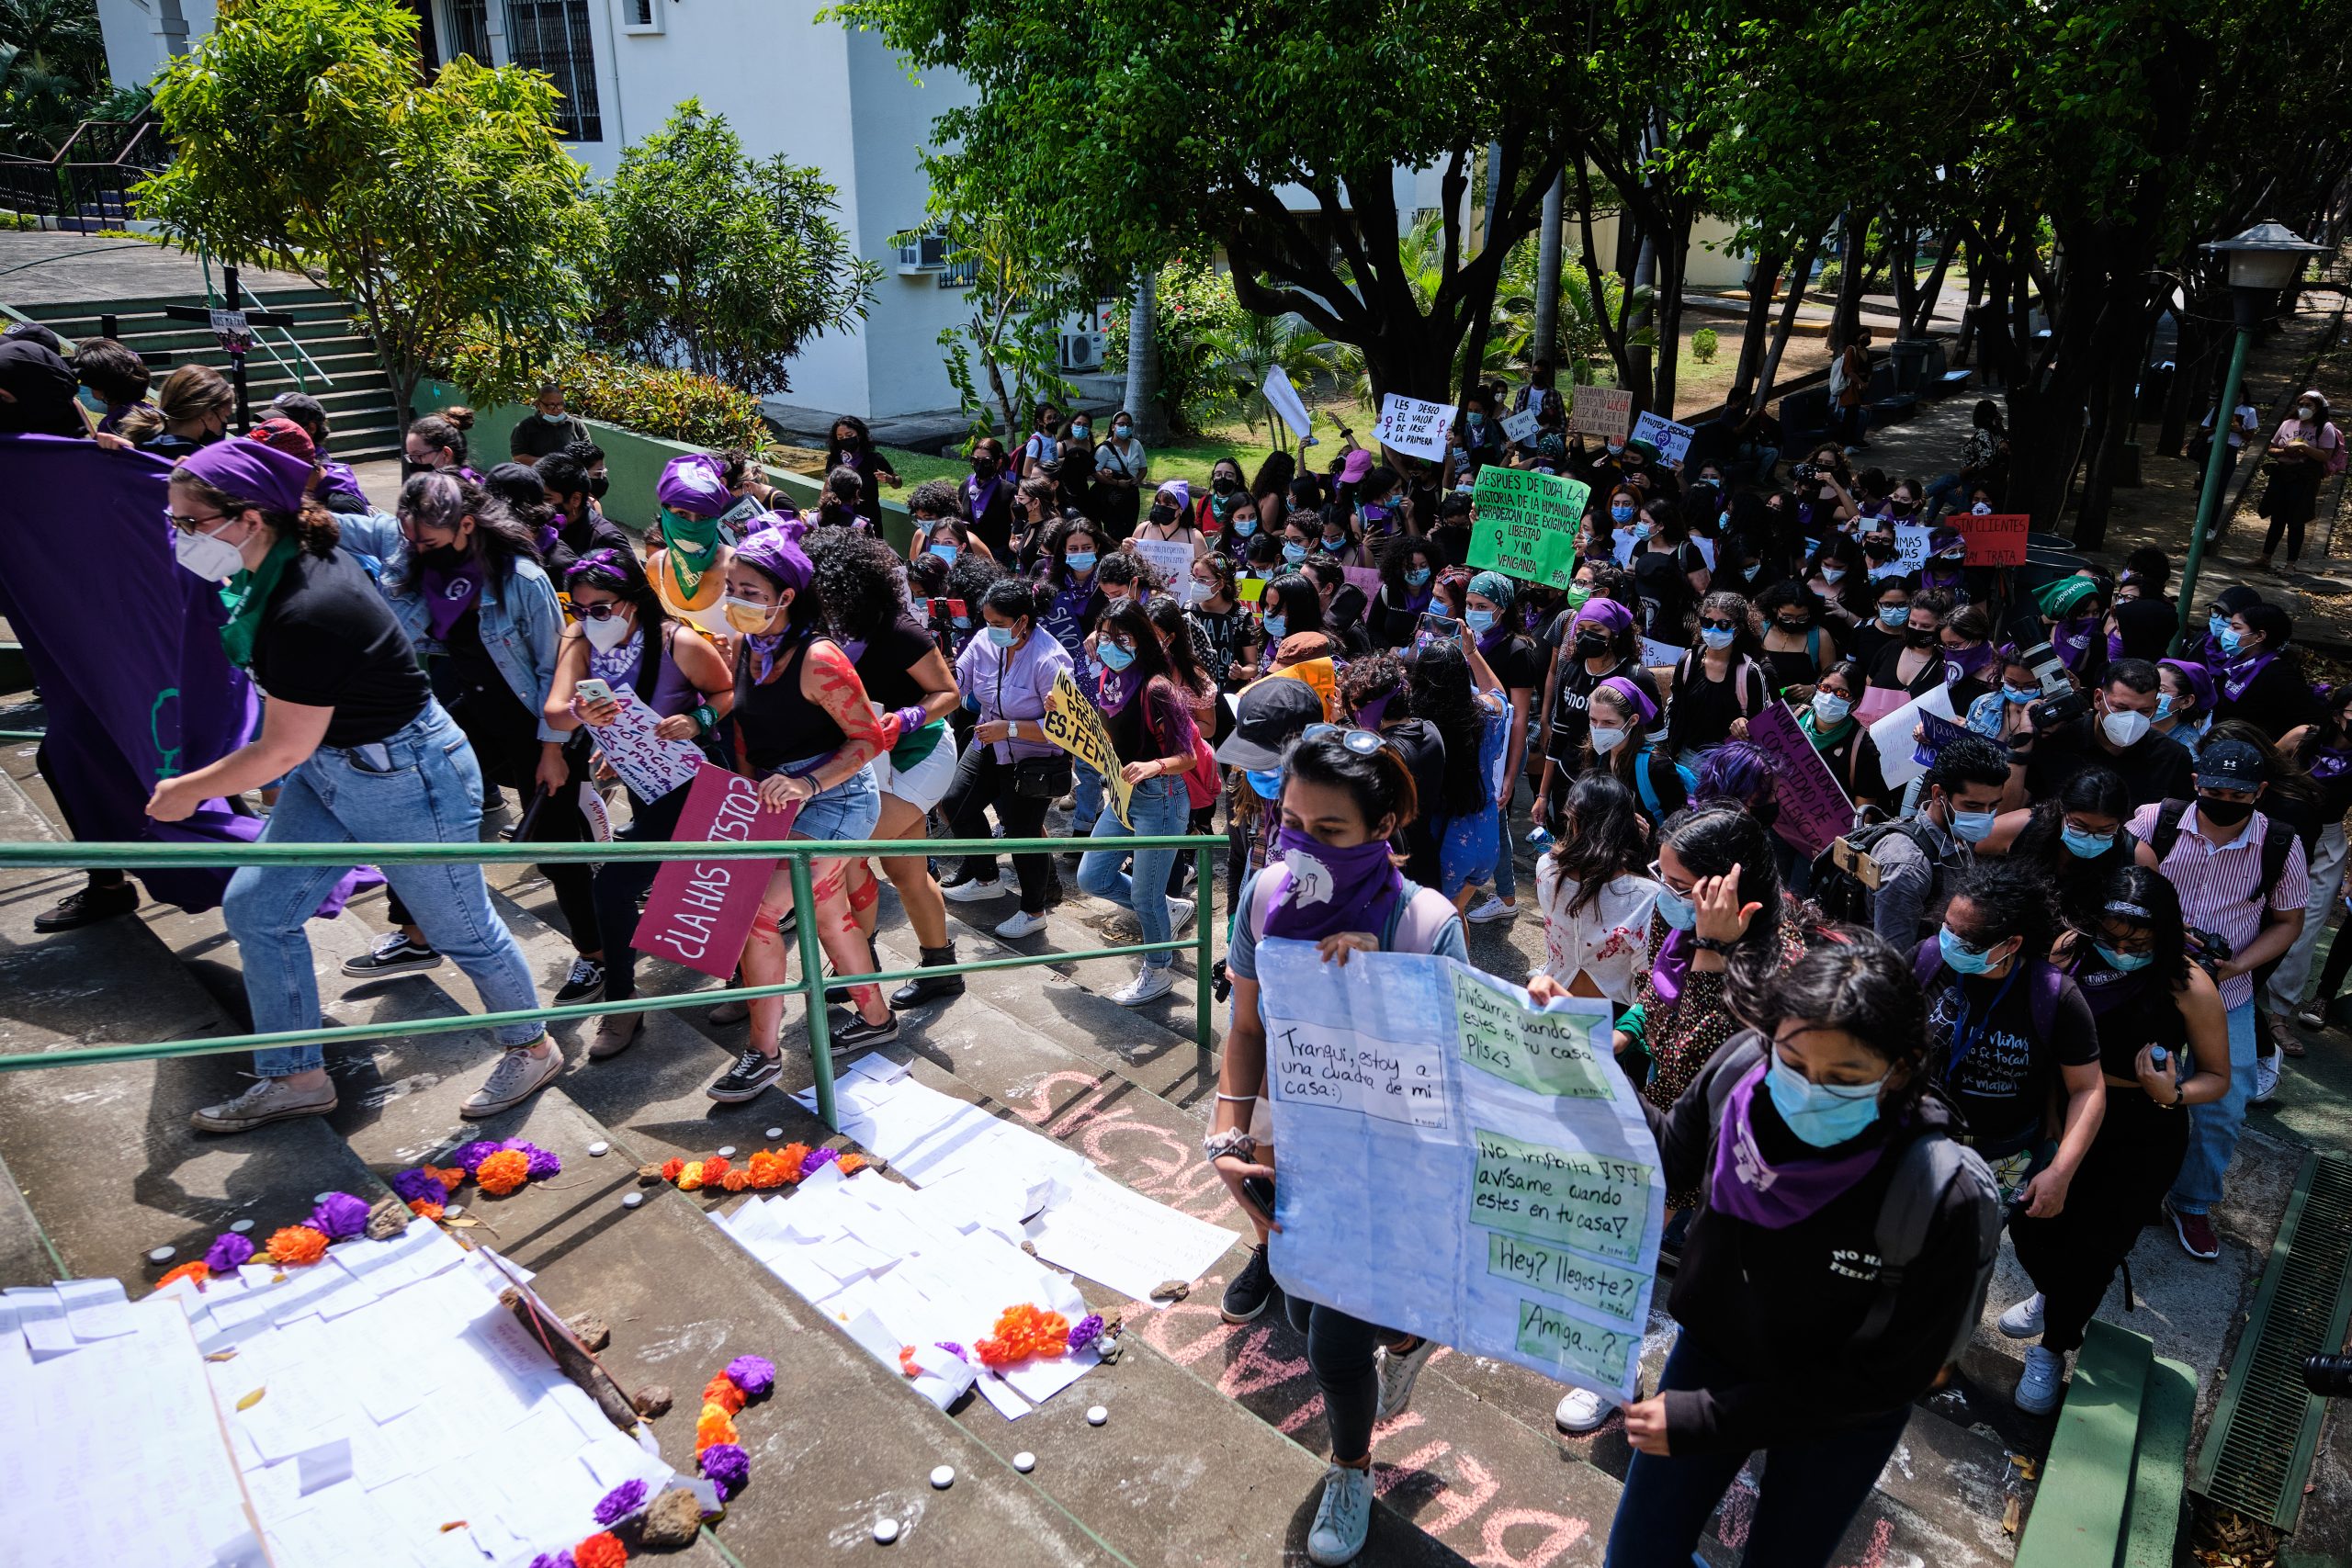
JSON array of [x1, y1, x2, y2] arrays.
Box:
[[2298, 1001, 2332, 1031], [189, 1075, 338, 1134], [943, 877, 1006, 904], [1306, 1463, 1374, 1566], [1374, 1335, 1439, 1422], [1998, 1292, 2046, 1339], [1110, 964, 1176, 1007], [1166, 897, 1198, 937], [341, 931, 443, 977], [707, 1046, 782, 1103], [831, 1010, 899, 1051], [32, 879, 139, 932], [2251, 1052, 2283, 1104], [1466, 895, 1513, 924], [587, 1012, 641, 1060], [995, 908, 1048, 940], [2014, 1345, 2067, 1415], [1555, 1387, 1615, 1433], [1221, 1244, 1278, 1324], [554, 956, 605, 1006], [461, 1042, 561, 1118]]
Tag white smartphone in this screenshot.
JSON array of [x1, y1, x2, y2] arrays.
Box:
[[575, 678, 616, 706]]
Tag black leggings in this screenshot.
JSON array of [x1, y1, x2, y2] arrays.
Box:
[[1283, 1292, 1385, 1464], [2009, 1089, 2188, 1354], [940, 744, 1056, 914], [590, 780, 694, 1002]]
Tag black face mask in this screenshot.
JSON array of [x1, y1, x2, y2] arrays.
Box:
[[587, 473, 610, 501], [417, 542, 469, 573], [1575, 631, 1611, 658], [1903, 626, 1938, 649], [1777, 619, 1811, 636], [1212, 475, 1239, 494], [1148, 503, 1177, 526], [2197, 794, 2256, 826]]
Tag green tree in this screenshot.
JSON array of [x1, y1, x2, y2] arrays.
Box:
[[585, 101, 880, 395], [135, 0, 594, 423], [929, 204, 1084, 443], [0, 0, 113, 158]]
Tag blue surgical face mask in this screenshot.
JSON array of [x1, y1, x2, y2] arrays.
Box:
[[2062, 824, 2117, 859], [2209, 611, 2229, 641], [1950, 806, 1997, 843], [1245, 766, 1283, 800], [1702, 626, 1736, 650], [1631, 522, 1654, 542], [1465, 608, 1496, 633], [2095, 942, 2154, 973], [2004, 684, 2037, 705], [2217, 627, 2244, 657], [928, 542, 958, 564], [1234, 516, 1258, 536], [539, 410, 568, 424], [1655, 885, 1697, 931], [1321, 535, 1349, 552], [1877, 604, 1907, 627], [1283, 542, 1309, 564], [1611, 504, 1635, 525], [986, 625, 1018, 648], [1822, 566, 1847, 584], [1812, 692, 1852, 725], [1098, 638, 1136, 671], [1405, 567, 1432, 587], [952, 613, 971, 629], [1938, 925, 2005, 974], [1765, 1051, 1886, 1148], [1262, 614, 1287, 640], [1066, 550, 1096, 572], [2154, 693, 2175, 720], [1742, 562, 1761, 581]]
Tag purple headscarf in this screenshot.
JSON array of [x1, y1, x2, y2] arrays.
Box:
[[656, 453, 734, 515], [1573, 597, 1634, 637], [1593, 674, 1657, 727], [732, 515, 813, 597], [177, 436, 313, 515]]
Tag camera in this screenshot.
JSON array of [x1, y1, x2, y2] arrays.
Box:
[[2030, 689, 2091, 729], [1792, 461, 1819, 483], [2305, 1354, 2352, 1397]]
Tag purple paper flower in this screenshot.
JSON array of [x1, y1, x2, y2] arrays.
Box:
[[505, 1140, 562, 1180], [528, 1554, 576, 1568], [1068, 1314, 1105, 1352], [798, 1146, 839, 1178], [697, 1442, 751, 1500], [592, 1478, 647, 1525], [450, 1139, 503, 1173], [203, 1232, 255, 1272], [725, 1354, 775, 1400], [390, 1167, 446, 1203], [933, 1341, 967, 1362], [307, 1191, 370, 1240]]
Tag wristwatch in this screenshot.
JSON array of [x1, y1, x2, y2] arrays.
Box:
[[1692, 935, 1737, 954]]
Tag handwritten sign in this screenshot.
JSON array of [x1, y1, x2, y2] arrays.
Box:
[[1744, 700, 1857, 860], [582, 689, 705, 804], [1468, 467, 1588, 588], [1867, 684, 1958, 790], [1569, 386, 1634, 443], [1261, 942, 1662, 1400], [1639, 635, 1684, 670], [1129, 537, 1193, 594], [1892, 522, 1932, 576], [1371, 393, 1453, 461], [630, 763, 798, 978], [1341, 566, 1384, 604], [1263, 365, 1313, 440], [1958, 513, 2030, 566], [1500, 407, 1543, 446], [1042, 670, 1134, 827], [1630, 411, 1694, 466]]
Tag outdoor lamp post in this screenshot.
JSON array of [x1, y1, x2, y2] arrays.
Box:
[[2173, 221, 2328, 652]]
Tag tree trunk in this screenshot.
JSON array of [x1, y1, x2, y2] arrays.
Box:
[[1532, 174, 1565, 367], [1756, 233, 1824, 409], [1730, 244, 1785, 402], [1832, 212, 1870, 350], [1907, 231, 1961, 342], [2158, 294, 2222, 457], [1651, 200, 1695, 417], [1627, 224, 1658, 406], [1892, 224, 1919, 344], [1123, 265, 1165, 446]]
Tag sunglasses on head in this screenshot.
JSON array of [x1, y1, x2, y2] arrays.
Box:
[[1302, 724, 1395, 758]]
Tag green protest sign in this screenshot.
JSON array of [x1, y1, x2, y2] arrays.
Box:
[[1468, 467, 1588, 588]]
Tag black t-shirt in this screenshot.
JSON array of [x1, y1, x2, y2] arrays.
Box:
[[1548, 656, 1659, 751], [250, 548, 432, 747], [509, 413, 586, 461], [1923, 955, 2099, 1158], [2024, 718, 2195, 807], [853, 616, 941, 711], [1487, 634, 1544, 694], [1384, 717, 1447, 886], [2214, 657, 2318, 744], [1667, 654, 1766, 754], [1631, 542, 1704, 637], [542, 510, 633, 577], [1866, 638, 1945, 699]]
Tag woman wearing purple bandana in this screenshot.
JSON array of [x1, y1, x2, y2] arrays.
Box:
[[1204, 730, 1469, 1566], [2210, 599, 2317, 744], [1532, 938, 1996, 1568]]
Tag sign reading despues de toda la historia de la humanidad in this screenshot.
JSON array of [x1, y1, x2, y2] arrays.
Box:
[[1258, 940, 1664, 1402], [1468, 466, 1589, 590]]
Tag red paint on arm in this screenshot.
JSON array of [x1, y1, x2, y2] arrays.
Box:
[[803, 640, 887, 768]]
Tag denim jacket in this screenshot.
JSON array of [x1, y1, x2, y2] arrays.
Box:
[[338, 511, 567, 742]]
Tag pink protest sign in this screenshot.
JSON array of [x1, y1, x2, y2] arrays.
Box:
[[1745, 700, 1856, 860], [630, 762, 800, 978]]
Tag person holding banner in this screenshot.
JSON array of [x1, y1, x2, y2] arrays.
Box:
[[1204, 728, 1469, 1566], [544, 548, 736, 1060], [121, 364, 234, 459], [148, 439, 551, 1133], [940, 578, 1074, 935]]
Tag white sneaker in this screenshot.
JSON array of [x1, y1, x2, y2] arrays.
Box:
[[1166, 897, 1197, 937], [994, 908, 1048, 940], [1466, 895, 1513, 924], [1554, 1386, 1615, 1433], [1110, 964, 1177, 1007], [461, 1042, 560, 1119], [943, 878, 1004, 904], [2014, 1344, 2067, 1415], [1997, 1292, 2046, 1338], [1306, 1463, 1374, 1566], [2252, 1053, 2283, 1104], [1375, 1336, 1439, 1422]]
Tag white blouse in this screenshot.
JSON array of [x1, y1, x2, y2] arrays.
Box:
[[1535, 861, 1662, 1005]]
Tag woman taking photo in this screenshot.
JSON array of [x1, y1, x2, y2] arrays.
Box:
[[1092, 410, 1148, 536], [1074, 598, 1204, 1007], [940, 579, 1073, 939], [1204, 728, 1467, 1567], [147, 440, 550, 1132]]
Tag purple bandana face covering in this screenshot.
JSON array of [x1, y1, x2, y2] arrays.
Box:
[[422, 556, 487, 639], [1261, 825, 1406, 942], [1943, 641, 1994, 686], [1708, 1059, 1887, 1227]]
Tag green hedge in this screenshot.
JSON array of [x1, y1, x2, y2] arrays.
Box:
[[447, 344, 766, 452]]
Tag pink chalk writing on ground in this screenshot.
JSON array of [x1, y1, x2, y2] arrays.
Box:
[[629, 761, 800, 978], [1746, 700, 1857, 860]]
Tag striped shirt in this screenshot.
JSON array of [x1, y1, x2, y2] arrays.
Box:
[[2126, 804, 2308, 1009]]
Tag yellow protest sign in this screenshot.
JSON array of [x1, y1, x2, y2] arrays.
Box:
[[1042, 670, 1135, 827]]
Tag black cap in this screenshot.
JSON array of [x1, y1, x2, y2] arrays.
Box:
[[2195, 738, 2265, 791], [1214, 677, 1325, 770]]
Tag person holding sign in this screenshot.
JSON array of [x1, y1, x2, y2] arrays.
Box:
[[1135, 483, 1208, 561], [1204, 728, 1469, 1566], [1542, 937, 2000, 1568]]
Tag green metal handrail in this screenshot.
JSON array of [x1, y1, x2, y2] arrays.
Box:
[[0, 835, 1222, 1129]]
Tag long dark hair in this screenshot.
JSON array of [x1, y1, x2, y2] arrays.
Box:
[[1658, 803, 1783, 945], [1044, 516, 1102, 586], [1250, 449, 1297, 506], [563, 546, 669, 637], [1147, 595, 1210, 694], [1408, 639, 1488, 817], [1282, 728, 1419, 832], [1549, 773, 1649, 917], [1379, 532, 1442, 597], [483, 460, 555, 536], [391, 470, 539, 592], [1263, 572, 1325, 637], [1726, 930, 1930, 1123], [2086, 864, 2191, 992]]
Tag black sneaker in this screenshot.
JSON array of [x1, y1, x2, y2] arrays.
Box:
[[33, 880, 139, 932], [1221, 1244, 1278, 1324], [554, 956, 605, 1006], [707, 1046, 782, 1103], [832, 1011, 899, 1051], [341, 931, 443, 977]]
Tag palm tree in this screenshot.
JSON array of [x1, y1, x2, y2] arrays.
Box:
[[1201, 309, 1344, 450]]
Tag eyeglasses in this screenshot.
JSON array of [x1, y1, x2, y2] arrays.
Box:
[[1645, 860, 1697, 897], [1303, 724, 1395, 757], [166, 510, 229, 534]]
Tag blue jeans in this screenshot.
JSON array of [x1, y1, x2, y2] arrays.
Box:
[[1077, 775, 1188, 968], [1492, 808, 1518, 902], [1072, 760, 1103, 832], [2168, 998, 2256, 1215], [1923, 472, 1967, 522], [1605, 1335, 1910, 1568], [224, 704, 542, 1077]]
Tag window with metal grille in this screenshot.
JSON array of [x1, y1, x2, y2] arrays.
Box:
[[503, 0, 603, 141], [444, 0, 491, 62], [626, 0, 652, 24]]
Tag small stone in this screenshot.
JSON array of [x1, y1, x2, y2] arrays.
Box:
[[229, 1220, 254, 1234], [1020, 1241, 1040, 1258], [443, 1203, 465, 1219], [566, 1312, 612, 1352], [148, 1246, 175, 1263], [637, 1161, 666, 1184], [873, 1517, 900, 1545], [929, 1465, 955, 1490], [717, 1145, 737, 1158], [641, 1485, 702, 1548], [1086, 1405, 1108, 1426], [632, 1384, 673, 1418], [1093, 1334, 1124, 1365], [1148, 1280, 1190, 1303], [765, 1127, 784, 1139], [364, 1196, 412, 1241], [1012, 1452, 1035, 1473], [622, 1191, 644, 1209], [587, 1140, 610, 1157]]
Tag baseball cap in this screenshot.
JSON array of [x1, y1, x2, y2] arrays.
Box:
[[2195, 738, 2265, 791], [1214, 676, 1325, 770], [1339, 448, 1374, 485], [248, 417, 317, 464]]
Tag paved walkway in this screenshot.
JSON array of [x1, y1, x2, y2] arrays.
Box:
[[0, 231, 315, 309]]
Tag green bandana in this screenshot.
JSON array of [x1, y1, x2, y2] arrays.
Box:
[[1797, 705, 1856, 750], [218, 533, 300, 669], [661, 506, 723, 599], [2033, 574, 2098, 618]]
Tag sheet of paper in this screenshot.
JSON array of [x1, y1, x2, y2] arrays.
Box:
[[56, 1276, 138, 1340], [1866, 683, 1958, 789], [1025, 1170, 1238, 1303]]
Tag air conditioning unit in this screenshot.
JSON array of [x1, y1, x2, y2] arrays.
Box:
[[895, 231, 949, 274], [1059, 331, 1106, 372]]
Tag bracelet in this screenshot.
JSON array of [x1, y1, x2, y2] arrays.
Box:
[[692, 703, 718, 737], [1203, 1127, 1257, 1161], [1692, 935, 1737, 954], [1215, 1092, 1258, 1103]]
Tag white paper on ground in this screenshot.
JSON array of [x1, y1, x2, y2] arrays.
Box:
[[1025, 1168, 1238, 1304], [973, 1370, 1032, 1420], [56, 1276, 138, 1340]]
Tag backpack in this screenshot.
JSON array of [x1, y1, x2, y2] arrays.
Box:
[[1807, 818, 1932, 927], [1244, 866, 1457, 955], [1673, 650, 1760, 719], [2147, 798, 2295, 910], [1634, 745, 1696, 824], [1701, 1033, 2001, 1365], [1909, 941, 2069, 1047]]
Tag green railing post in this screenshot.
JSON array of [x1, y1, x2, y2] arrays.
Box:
[[786, 851, 838, 1132], [1193, 843, 1214, 1050]]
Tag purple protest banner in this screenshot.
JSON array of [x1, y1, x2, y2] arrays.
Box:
[[631, 762, 799, 978], [1745, 700, 1857, 860]]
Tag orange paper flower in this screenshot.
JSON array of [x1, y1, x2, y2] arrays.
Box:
[[676, 1161, 706, 1191], [573, 1531, 628, 1568], [975, 1303, 1071, 1366], [721, 1169, 752, 1192], [408, 1199, 446, 1220], [426, 1165, 466, 1192], [474, 1149, 531, 1196], [746, 1150, 793, 1189], [898, 1346, 920, 1377], [660, 1156, 684, 1182], [700, 1155, 731, 1182], [702, 1373, 746, 1414], [837, 1152, 868, 1176], [775, 1142, 812, 1174], [156, 1261, 209, 1290], [266, 1225, 329, 1266], [695, 1407, 739, 1452]]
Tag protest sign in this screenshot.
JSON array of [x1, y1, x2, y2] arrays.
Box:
[[1342, 566, 1384, 603], [1263, 366, 1313, 441], [1913, 711, 1971, 770], [631, 762, 798, 978], [1639, 635, 1685, 670], [1236, 576, 1267, 603], [1854, 684, 1910, 727], [1042, 670, 1134, 826], [1630, 411, 1694, 466], [1129, 537, 1193, 594], [1892, 523, 1933, 575], [1958, 513, 2030, 566], [1569, 386, 1634, 442], [1500, 407, 1543, 446], [1412, 613, 1464, 656], [1282, 657, 1339, 720], [1261, 941, 1663, 1401], [1467, 467, 1589, 588], [582, 688, 705, 804], [1372, 393, 1453, 461], [1611, 529, 1639, 568], [1745, 701, 1856, 859], [1866, 685, 1957, 789]]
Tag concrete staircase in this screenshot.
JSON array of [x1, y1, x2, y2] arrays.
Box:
[[17, 288, 404, 464], [0, 726, 2030, 1566]]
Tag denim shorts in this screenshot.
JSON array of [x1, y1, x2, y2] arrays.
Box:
[[780, 757, 882, 842]]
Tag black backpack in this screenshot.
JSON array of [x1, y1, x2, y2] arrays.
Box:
[[1808, 818, 1934, 927]]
